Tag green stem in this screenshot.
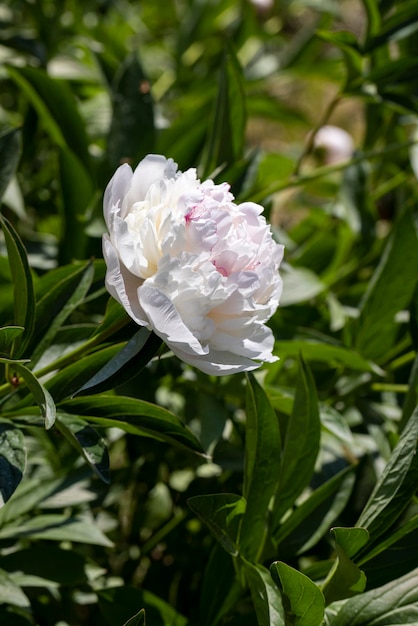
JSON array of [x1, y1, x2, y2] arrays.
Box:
[[240, 138, 418, 204]]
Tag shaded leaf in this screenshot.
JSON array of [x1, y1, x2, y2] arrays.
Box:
[[0, 326, 24, 357], [355, 211, 418, 362], [274, 465, 356, 557], [271, 357, 321, 531], [123, 610, 146, 626], [0, 421, 26, 507], [56, 413, 110, 484], [0, 545, 88, 587], [188, 494, 246, 556], [322, 527, 368, 604], [75, 328, 162, 396], [97, 586, 188, 626], [202, 43, 246, 177], [0, 568, 30, 608], [7, 65, 91, 170], [239, 373, 281, 561], [59, 148, 94, 263], [105, 52, 155, 177], [0, 513, 113, 546], [0, 127, 21, 203]]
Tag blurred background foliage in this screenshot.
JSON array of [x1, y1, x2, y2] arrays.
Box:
[[0, 0, 418, 624]]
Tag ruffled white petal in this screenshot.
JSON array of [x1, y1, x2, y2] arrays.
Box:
[[102, 154, 284, 375]]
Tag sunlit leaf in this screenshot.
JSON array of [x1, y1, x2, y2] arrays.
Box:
[[270, 561, 325, 626]]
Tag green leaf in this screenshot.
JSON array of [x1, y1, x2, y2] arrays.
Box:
[[322, 528, 368, 604], [274, 465, 356, 557], [56, 413, 110, 484], [7, 66, 91, 171], [202, 43, 246, 177], [123, 610, 146, 626], [12, 362, 56, 429], [271, 357, 321, 531], [275, 339, 381, 373], [198, 544, 241, 626], [360, 514, 418, 588], [239, 373, 281, 561], [58, 149, 94, 263], [279, 266, 325, 306], [270, 561, 325, 626], [187, 494, 246, 556], [0, 513, 113, 546], [43, 345, 123, 403], [74, 328, 162, 396], [97, 586, 188, 626], [356, 406, 418, 543], [0, 326, 24, 357], [355, 211, 418, 362], [0, 215, 35, 357], [364, 4, 418, 51], [243, 560, 285, 626], [0, 127, 21, 203], [60, 395, 206, 456], [325, 567, 418, 625], [105, 52, 155, 177], [0, 568, 30, 608], [30, 260, 95, 366], [91, 297, 131, 341], [0, 421, 26, 507]]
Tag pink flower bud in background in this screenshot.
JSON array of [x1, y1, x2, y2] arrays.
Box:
[[313, 125, 355, 165]]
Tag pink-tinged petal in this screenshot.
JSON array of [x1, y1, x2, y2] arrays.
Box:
[[126, 155, 177, 210], [103, 164, 133, 229], [139, 284, 208, 357], [102, 235, 148, 327]]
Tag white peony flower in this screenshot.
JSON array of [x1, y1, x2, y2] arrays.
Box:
[[103, 154, 284, 375]]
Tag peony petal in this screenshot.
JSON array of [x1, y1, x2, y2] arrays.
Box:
[[126, 155, 177, 211], [103, 235, 149, 327], [139, 284, 209, 357], [103, 163, 133, 229]]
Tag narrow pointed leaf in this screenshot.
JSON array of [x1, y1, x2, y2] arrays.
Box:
[[0, 127, 21, 203], [74, 328, 162, 396], [202, 43, 246, 176], [239, 373, 281, 561], [0, 215, 35, 357], [60, 395, 205, 456], [322, 528, 368, 604], [356, 406, 418, 543], [105, 53, 154, 178], [0, 326, 24, 357], [355, 211, 418, 361], [123, 610, 146, 626], [271, 356, 320, 530]]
